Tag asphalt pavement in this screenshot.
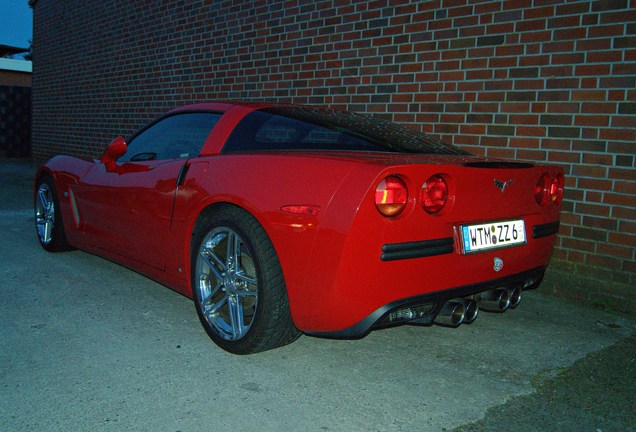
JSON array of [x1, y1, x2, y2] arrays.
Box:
[[1, 158, 635, 432]]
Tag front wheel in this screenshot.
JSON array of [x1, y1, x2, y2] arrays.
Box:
[[34, 176, 71, 252], [191, 206, 300, 354]]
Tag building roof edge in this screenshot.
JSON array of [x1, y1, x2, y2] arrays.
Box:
[[0, 58, 33, 73]]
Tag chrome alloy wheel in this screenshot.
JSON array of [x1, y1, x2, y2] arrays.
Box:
[[35, 183, 55, 245], [195, 227, 258, 341]]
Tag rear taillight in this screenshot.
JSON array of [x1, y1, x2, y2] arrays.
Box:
[[421, 174, 449, 214], [375, 175, 408, 217], [535, 173, 564, 206]]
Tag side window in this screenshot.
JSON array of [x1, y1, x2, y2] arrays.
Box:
[[119, 112, 221, 162], [222, 110, 386, 153]]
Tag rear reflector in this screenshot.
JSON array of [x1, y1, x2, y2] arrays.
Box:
[[280, 205, 320, 216], [554, 173, 564, 205], [375, 175, 408, 217]]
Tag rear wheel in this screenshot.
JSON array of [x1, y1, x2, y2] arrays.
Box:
[[191, 206, 300, 354], [34, 176, 71, 252]]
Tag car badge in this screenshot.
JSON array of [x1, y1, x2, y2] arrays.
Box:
[[493, 257, 504, 272], [494, 178, 514, 192]]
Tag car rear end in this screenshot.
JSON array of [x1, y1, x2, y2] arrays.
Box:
[[299, 155, 563, 336]]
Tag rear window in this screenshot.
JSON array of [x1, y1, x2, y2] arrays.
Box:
[[221, 106, 469, 156]]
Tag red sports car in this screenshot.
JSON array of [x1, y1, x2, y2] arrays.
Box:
[[34, 102, 563, 354]]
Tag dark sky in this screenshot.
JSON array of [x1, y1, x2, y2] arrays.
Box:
[[0, 0, 33, 58]]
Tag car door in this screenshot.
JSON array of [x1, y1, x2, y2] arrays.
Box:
[[74, 112, 221, 270]]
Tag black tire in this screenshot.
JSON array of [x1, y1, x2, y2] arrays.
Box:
[[34, 175, 72, 252], [191, 205, 300, 354]]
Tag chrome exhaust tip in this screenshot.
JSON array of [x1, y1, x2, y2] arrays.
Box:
[[507, 286, 522, 309], [461, 299, 479, 324], [434, 300, 466, 327], [476, 289, 511, 312]]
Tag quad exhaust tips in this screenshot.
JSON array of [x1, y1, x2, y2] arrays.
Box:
[[434, 299, 479, 327], [476, 287, 523, 312], [433, 287, 521, 327]]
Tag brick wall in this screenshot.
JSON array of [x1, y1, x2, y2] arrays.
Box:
[[31, 0, 635, 311]]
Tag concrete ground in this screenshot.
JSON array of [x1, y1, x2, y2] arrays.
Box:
[[1, 158, 634, 432]]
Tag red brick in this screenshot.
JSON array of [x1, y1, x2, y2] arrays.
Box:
[[578, 177, 613, 190], [516, 125, 547, 137], [514, 79, 544, 90], [572, 90, 607, 101], [561, 237, 596, 253], [596, 243, 633, 260], [576, 38, 612, 51], [485, 147, 515, 159], [548, 15, 581, 28], [581, 103, 617, 113], [460, 144, 486, 155], [556, 2, 591, 15], [543, 41, 576, 53], [523, 5, 555, 19], [516, 19, 547, 32], [614, 181, 636, 195], [599, 128, 636, 141], [588, 24, 626, 37], [541, 138, 571, 150], [548, 151, 581, 163], [587, 51, 623, 62], [609, 167, 636, 181], [605, 193, 636, 207], [611, 116, 636, 128], [471, 103, 499, 113], [573, 164, 609, 178], [613, 206, 636, 220], [509, 137, 541, 148], [551, 53, 586, 64], [574, 115, 610, 127], [520, 30, 553, 43], [587, 254, 622, 268], [600, 10, 636, 24], [509, 114, 539, 125], [517, 149, 547, 161], [481, 136, 509, 147], [608, 232, 636, 248], [475, 2, 501, 14]]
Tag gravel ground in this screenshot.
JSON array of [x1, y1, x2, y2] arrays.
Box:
[[451, 335, 636, 432], [2, 157, 635, 432]]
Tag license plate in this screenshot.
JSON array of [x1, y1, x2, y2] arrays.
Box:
[[460, 219, 526, 254]]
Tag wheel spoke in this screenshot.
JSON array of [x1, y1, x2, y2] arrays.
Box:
[[38, 189, 49, 211], [201, 294, 229, 317], [44, 221, 53, 243], [200, 249, 224, 281], [199, 279, 223, 306], [235, 272, 256, 285], [228, 296, 245, 339], [236, 283, 258, 298], [225, 231, 238, 270]]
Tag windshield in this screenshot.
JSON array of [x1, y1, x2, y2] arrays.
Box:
[[222, 106, 470, 156]]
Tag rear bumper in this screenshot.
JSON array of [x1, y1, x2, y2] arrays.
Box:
[[306, 266, 545, 339]]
